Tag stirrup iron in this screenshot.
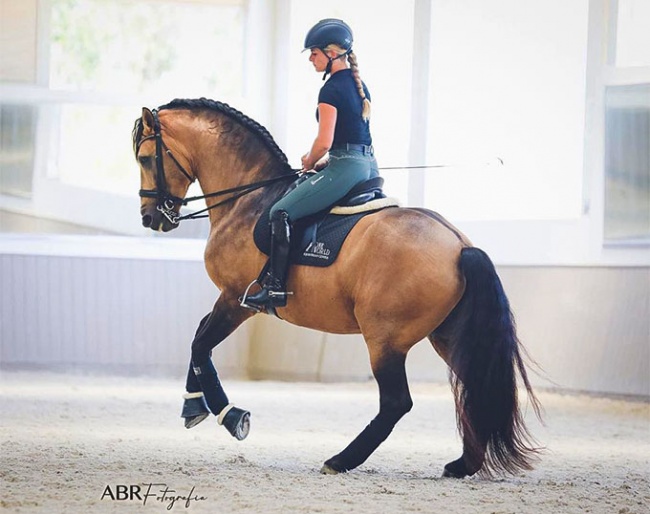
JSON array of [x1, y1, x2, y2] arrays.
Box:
[[239, 279, 263, 311]]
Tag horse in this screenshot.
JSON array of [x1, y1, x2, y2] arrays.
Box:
[[132, 97, 542, 478]]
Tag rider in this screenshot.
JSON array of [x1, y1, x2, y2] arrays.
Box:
[[242, 18, 379, 311]]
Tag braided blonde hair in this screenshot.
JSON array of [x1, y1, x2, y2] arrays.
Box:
[[325, 45, 371, 122]]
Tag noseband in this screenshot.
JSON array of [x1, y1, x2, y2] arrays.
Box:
[[137, 109, 299, 225]]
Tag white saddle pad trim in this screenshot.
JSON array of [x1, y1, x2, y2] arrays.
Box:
[[330, 197, 400, 215]]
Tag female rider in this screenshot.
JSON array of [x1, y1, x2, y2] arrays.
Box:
[[242, 18, 379, 311]]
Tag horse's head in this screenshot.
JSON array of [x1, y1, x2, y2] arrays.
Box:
[[133, 107, 195, 232]]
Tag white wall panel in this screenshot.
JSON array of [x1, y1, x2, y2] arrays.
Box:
[[0, 253, 249, 377]]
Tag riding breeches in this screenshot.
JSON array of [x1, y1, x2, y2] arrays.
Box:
[[270, 148, 379, 221]]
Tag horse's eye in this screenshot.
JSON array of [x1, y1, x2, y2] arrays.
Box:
[[138, 155, 154, 168]]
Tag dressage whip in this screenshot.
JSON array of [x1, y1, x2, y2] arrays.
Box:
[[378, 157, 504, 171]]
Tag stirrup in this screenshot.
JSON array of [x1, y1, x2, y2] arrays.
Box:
[[239, 279, 263, 312], [239, 281, 293, 312]]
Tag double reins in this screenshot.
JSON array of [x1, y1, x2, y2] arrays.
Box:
[[137, 109, 299, 225]]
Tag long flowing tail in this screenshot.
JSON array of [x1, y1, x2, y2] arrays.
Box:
[[443, 246, 543, 477]]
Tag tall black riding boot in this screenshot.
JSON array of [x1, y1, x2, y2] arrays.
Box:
[[242, 210, 292, 310]]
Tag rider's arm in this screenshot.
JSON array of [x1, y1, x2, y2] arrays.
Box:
[[301, 103, 336, 171]]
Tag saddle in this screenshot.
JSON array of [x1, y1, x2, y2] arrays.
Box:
[[253, 176, 397, 267]]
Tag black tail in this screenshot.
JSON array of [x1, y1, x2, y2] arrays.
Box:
[[441, 247, 542, 477]]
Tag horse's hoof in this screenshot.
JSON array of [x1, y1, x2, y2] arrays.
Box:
[[218, 405, 251, 441], [181, 393, 210, 429], [442, 459, 468, 478], [320, 464, 340, 475], [184, 413, 209, 429]]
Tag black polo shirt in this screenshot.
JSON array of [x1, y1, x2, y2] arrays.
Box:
[[317, 69, 372, 146]]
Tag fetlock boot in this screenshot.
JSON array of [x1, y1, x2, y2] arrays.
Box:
[[242, 210, 292, 310]]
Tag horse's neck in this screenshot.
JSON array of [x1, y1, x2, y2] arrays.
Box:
[[176, 110, 292, 228], [193, 151, 289, 232]]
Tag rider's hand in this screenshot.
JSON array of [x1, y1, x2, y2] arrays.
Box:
[[301, 153, 312, 170]]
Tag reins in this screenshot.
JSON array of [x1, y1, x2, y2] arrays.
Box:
[[172, 173, 300, 222]]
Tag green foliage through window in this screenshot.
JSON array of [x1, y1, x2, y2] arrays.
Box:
[[50, 0, 243, 98]]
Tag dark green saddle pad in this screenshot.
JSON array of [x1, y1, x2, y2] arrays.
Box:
[[253, 177, 387, 267]]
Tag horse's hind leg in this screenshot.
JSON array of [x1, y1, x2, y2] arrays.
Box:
[[321, 347, 413, 474], [429, 332, 486, 478], [182, 295, 254, 439]]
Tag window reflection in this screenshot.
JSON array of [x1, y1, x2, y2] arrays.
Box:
[[604, 84, 650, 242], [0, 104, 37, 198]]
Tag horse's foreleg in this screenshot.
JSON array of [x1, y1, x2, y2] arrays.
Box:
[[181, 313, 213, 428], [321, 349, 413, 474], [182, 296, 253, 439]]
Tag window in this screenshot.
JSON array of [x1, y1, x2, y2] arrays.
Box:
[[424, 0, 588, 221], [0, 0, 245, 236], [0, 104, 37, 197], [604, 85, 649, 242], [602, 0, 650, 244], [48, 0, 244, 197]]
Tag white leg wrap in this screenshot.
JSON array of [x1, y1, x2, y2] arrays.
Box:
[[217, 403, 236, 425], [182, 392, 205, 400]]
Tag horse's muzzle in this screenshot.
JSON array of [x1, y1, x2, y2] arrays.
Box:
[[141, 204, 178, 232]]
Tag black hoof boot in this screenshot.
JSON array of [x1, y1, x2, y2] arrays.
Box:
[[442, 458, 469, 478], [218, 404, 251, 441], [181, 393, 210, 429]]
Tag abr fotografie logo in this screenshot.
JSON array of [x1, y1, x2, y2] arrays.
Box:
[[101, 483, 207, 510]]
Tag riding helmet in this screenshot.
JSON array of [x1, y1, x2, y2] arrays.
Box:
[[304, 18, 353, 51]]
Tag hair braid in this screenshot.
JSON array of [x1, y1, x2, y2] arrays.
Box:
[[347, 50, 371, 122]]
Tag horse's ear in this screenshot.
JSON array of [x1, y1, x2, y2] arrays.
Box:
[[141, 107, 155, 135]]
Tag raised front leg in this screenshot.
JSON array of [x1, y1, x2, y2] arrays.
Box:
[[321, 350, 413, 474], [181, 295, 254, 439]]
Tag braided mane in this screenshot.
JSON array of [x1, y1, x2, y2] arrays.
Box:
[[158, 98, 292, 172]]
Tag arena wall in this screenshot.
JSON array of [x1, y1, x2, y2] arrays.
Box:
[[1, 244, 647, 397]]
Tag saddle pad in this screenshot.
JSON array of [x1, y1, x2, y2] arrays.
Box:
[[253, 207, 391, 267]]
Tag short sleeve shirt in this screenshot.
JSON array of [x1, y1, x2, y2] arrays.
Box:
[[317, 69, 372, 146]]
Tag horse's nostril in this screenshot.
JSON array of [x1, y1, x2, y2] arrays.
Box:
[[142, 214, 153, 228]]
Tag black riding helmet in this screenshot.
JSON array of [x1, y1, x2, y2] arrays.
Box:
[[304, 18, 353, 51], [304, 18, 353, 79]]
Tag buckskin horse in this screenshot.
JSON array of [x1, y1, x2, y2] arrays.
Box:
[[133, 97, 542, 478]]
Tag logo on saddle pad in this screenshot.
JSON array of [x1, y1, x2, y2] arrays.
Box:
[[304, 241, 331, 260]]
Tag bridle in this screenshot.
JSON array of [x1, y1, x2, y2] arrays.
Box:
[[137, 109, 299, 225]]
